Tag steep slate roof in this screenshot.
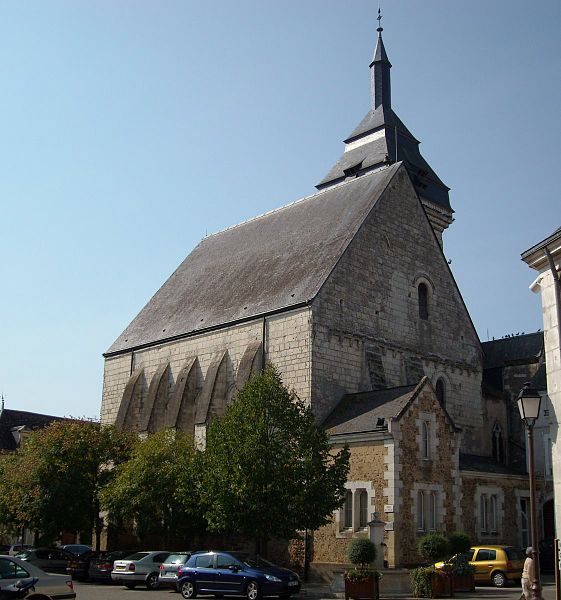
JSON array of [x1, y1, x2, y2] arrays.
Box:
[[482, 332, 543, 370], [106, 163, 402, 355], [0, 408, 69, 451], [323, 384, 417, 436]]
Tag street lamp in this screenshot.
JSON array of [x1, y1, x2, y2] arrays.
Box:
[[517, 383, 543, 600]]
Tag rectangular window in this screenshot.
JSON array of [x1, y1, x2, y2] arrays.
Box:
[[359, 491, 368, 529], [422, 422, 430, 459], [344, 490, 353, 529], [490, 495, 497, 531], [429, 492, 437, 530], [417, 491, 425, 531], [480, 494, 488, 532]]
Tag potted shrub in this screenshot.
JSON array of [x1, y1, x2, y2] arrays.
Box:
[[446, 533, 474, 592], [344, 538, 380, 600], [414, 533, 451, 598]]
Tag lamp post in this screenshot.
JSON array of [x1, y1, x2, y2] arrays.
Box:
[[517, 383, 543, 600]]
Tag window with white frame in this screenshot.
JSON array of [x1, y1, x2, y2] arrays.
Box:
[[359, 490, 368, 529], [422, 421, 430, 459], [343, 490, 353, 529], [479, 492, 499, 533], [338, 482, 373, 535], [416, 490, 437, 532]]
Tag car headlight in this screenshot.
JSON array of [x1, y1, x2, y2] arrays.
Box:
[[264, 574, 282, 582]]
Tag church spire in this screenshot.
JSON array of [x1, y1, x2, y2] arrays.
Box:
[[370, 9, 391, 110]]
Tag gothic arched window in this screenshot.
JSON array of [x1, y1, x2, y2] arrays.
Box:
[[418, 283, 429, 320], [359, 490, 368, 528], [492, 423, 505, 464]]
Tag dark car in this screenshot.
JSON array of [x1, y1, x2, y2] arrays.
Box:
[[176, 551, 300, 599], [88, 550, 137, 582], [16, 547, 76, 574], [66, 550, 99, 581]]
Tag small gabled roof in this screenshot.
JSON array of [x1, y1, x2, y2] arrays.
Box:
[[324, 377, 459, 436], [482, 332, 543, 370], [106, 163, 402, 355], [0, 408, 70, 451]]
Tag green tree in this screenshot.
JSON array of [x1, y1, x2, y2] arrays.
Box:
[[202, 364, 350, 555], [0, 421, 133, 548], [101, 428, 204, 546]]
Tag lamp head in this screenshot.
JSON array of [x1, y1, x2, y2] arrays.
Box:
[[517, 383, 542, 427]]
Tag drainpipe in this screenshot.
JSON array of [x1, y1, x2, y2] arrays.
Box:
[[261, 317, 267, 372]]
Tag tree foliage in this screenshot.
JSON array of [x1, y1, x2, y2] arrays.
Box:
[[100, 428, 204, 546], [417, 532, 449, 563], [202, 364, 350, 553], [0, 421, 133, 546], [347, 538, 377, 568]]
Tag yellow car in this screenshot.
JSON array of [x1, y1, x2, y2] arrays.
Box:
[[435, 545, 525, 587]]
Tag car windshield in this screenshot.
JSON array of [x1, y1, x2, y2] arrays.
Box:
[[237, 555, 275, 569], [166, 554, 190, 564], [123, 552, 150, 561]]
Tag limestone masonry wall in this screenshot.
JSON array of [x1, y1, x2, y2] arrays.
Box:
[[101, 307, 312, 425], [312, 167, 483, 451]]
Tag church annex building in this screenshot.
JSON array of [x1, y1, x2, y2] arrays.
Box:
[[101, 24, 552, 570]]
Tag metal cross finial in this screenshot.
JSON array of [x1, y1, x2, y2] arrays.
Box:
[[377, 7, 383, 33]]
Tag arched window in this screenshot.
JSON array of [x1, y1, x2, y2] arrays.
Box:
[[344, 490, 353, 529], [418, 283, 429, 320], [359, 490, 368, 528], [492, 423, 505, 464], [436, 378, 446, 407], [422, 421, 430, 459]]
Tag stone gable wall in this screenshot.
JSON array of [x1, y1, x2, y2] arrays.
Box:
[[101, 308, 312, 425], [392, 386, 460, 566], [311, 167, 483, 452]]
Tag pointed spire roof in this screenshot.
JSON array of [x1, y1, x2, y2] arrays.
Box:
[[317, 15, 453, 220]]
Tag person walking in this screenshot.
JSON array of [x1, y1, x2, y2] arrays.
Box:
[[521, 546, 536, 600]]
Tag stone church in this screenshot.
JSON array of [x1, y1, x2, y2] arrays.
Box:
[[101, 25, 546, 569]]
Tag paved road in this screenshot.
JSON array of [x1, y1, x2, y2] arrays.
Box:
[[72, 578, 559, 600]]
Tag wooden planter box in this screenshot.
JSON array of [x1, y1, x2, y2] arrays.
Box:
[[344, 575, 380, 600], [452, 573, 475, 592], [430, 572, 452, 598]]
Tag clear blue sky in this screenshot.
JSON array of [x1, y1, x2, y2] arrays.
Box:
[[1, 1, 559, 419]]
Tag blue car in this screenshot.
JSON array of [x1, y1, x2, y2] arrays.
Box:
[[176, 551, 301, 600]]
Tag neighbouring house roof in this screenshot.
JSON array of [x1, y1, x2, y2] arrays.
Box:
[[106, 162, 402, 355], [323, 383, 418, 436], [460, 452, 526, 477], [0, 408, 70, 451], [481, 332, 543, 370], [521, 225, 561, 270]]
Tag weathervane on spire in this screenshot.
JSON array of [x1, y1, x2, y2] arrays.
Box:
[[377, 7, 383, 34]]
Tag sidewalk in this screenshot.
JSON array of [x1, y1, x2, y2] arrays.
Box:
[[298, 574, 558, 600]]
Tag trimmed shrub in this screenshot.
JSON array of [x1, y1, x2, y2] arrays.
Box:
[[347, 538, 377, 568], [447, 532, 471, 555], [417, 532, 449, 563]]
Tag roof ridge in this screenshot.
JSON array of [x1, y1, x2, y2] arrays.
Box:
[[204, 164, 395, 240]]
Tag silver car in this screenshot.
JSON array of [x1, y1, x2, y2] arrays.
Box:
[[111, 550, 170, 590], [0, 555, 76, 599], [158, 552, 192, 589]]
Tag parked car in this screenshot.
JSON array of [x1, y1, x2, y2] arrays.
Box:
[[60, 543, 93, 557], [66, 549, 100, 581], [158, 552, 193, 589], [16, 547, 76, 574], [89, 550, 137, 582], [7, 545, 33, 557], [435, 545, 525, 587], [0, 555, 75, 599], [111, 550, 170, 590], [176, 551, 301, 599]]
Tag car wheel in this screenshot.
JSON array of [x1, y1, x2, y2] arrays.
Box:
[[146, 572, 160, 590], [180, 580, 197, 599], [246, 580, 261, 600], [492, 571, 507, 588], [124, 582, 137, 589]]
